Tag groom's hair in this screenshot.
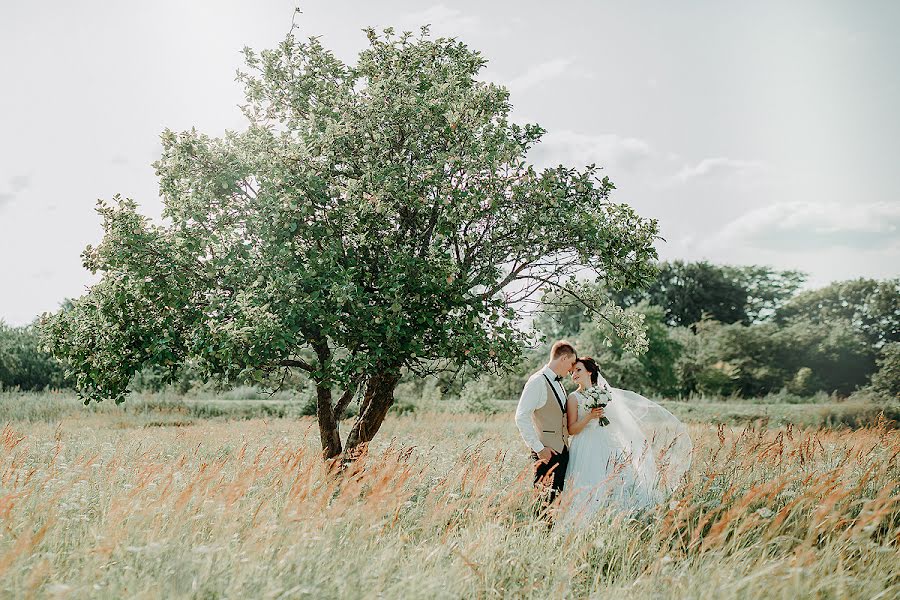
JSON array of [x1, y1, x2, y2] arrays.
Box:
[[550, 340, 576, 360]]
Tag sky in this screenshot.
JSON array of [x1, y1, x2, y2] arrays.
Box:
[[1, 0, 898, 326]]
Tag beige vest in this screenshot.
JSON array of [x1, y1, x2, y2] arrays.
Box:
[[531, 377, 569, 453]]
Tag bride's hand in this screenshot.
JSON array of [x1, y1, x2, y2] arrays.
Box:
[[590, 407, 604, 420]]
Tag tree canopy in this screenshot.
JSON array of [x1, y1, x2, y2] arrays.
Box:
[[41, 26, 659, 458], [613, 261, 805, 327], [533, 266, 897, 399], [537, 260, 806, 337], [775, 278, 900, 349], [0, 321, 65, 391]]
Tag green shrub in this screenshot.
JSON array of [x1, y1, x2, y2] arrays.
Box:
[[389, 400, 416, 416], [870, 343, 900, 399], [0, 322, 65, 391]]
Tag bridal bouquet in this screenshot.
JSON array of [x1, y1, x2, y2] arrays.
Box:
[[584, 383, 612, 426]]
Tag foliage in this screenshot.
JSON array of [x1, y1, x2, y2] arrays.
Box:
[[870, 342, 900, 399], [613, 261, 805, 327], [722, 264, 808, 323], [534, 271, 894, 399], [0, 321, 65, 391], [775, 278, 900, 349], [576, 303, 683, 397], [672, 317, 875, 398], [40, 25, 659, 458], [773, 317, 876, 396]]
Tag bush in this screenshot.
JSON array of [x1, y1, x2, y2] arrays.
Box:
[[773, 318, 876, 396], [219, 385, 265, 401], [298, 395, 318, 417], [0, 322, 66, 391], [670, 317, 876, 398], [870, 343, 900, 399], [459, 379, 502, 415], [389, 400, 417, 416]]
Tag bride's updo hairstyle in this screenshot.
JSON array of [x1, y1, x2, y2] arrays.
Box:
[[575, 356, 600, 385]]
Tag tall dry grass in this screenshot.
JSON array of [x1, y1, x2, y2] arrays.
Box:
[[0, 410, 897, 598]]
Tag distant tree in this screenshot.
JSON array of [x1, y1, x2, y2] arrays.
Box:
[[722, 265, 806, 322], [614, 261, 805, 327], [772, 318, 875, 396], [533, 289, 591, 340], [576, 303, 683, 397], [0, 321, 65, 391], [41, 26, 659, 459], [673, 320, 785, 397], [775, 278, 900, 350], [671, 316, 875, 398], [869, 342, 900, 399]]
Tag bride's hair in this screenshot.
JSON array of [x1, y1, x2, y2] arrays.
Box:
[[575, 356, 600, 385]]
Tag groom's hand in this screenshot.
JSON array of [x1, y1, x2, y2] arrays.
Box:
[[536, 447, 556, 462]]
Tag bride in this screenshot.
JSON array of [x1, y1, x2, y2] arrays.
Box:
[[559, 356, 692, 527]]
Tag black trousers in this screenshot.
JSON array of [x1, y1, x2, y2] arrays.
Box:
[[532, 446, 569, 502]]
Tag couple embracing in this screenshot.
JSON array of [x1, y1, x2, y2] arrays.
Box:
[[515, 341, 692, 528]]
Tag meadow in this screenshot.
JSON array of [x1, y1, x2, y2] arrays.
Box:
[[0, 392, 898, 598]]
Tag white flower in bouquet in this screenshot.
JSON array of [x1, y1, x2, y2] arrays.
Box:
[[583, 382, 612, 426]]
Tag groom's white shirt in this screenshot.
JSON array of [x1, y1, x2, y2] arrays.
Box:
[[515, 364, 567, 453]]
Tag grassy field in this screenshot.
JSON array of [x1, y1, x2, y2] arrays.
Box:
[[0, 393, 898, 598], [1, 390, 897, 430]]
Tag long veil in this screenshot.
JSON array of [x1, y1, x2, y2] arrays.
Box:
[[597, 373, 692, 498]]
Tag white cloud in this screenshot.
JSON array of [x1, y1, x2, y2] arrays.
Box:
[[506, 58, 574, 93], [0, 174, 31, 209], [528, 129, 654, 173], [711, 201, 900, 251], [673, 157, 766, 184], [397, 5, 483, 37], [9, 175, 31, 193]]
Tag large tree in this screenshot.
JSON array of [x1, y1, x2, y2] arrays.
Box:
[[41, 26, 659, 459]]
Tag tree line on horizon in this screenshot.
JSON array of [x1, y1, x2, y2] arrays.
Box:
[[526, 261, 898, 400], [2, 260, 897, 402]]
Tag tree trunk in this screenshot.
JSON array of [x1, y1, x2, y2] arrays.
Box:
[[344, 369, 402, 456], [315, 382, 343, 459]]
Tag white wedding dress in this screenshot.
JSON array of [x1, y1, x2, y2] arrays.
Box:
[[559, 375, 692, 528]]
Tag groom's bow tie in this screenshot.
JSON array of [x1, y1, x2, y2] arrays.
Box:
[[554, 375, 563, 382]]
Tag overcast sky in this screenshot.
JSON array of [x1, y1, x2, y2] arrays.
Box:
[[1, 1, 898, 326]]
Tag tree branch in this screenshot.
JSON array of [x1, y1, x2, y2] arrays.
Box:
[[279, 358, 316, 372], [334, 374, 365, 419]]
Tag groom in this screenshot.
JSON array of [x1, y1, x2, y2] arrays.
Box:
[[515, 340, 577, 503]]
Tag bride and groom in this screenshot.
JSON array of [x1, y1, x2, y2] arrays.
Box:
[[515, 340, 692, 527]]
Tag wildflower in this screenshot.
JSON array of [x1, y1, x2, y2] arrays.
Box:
[[756, 507, 774, 519]]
